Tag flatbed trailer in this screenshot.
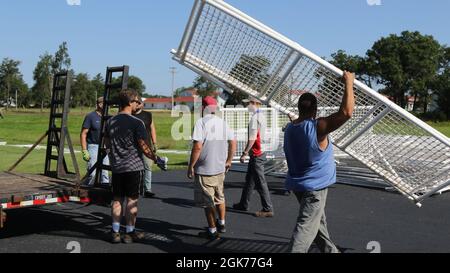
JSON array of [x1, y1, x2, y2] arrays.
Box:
[[0, 172, 112, 228], [1, 67, 129, 229]]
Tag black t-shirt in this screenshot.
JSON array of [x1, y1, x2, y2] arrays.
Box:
[[82, 111, 102, 145], [105, 113, 148, 173], [134, 110, 152, 130]]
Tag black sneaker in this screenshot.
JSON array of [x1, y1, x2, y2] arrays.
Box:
[[216, 220, 226, 233], [232, 203, 248, 211], [144, 191, 155, 198], [111, 231, 121, 244], [198, 230, 220, 240]]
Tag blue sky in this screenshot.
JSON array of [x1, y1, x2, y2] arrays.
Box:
[[1, 0, 449, 96]]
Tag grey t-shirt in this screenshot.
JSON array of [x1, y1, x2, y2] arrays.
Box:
[[105, 113, 148, 174], [192, 114, 235, 176]]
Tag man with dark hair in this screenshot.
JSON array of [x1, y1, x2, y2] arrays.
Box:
[[188, 96, 237, 240], [133, 97, 161, 198], [297, 93, 318, 116], [80, 97, 110, 185], [105, 89, 157, 244], [284, 71, 355, 253]]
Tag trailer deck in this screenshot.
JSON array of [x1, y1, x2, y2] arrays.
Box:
[[0, 172, 90, 210], [0, 172, 112, 228]]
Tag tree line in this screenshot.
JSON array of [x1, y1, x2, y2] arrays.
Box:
[[4, 31, 448, 120], [328, 31, 449, 120], [0, 42, 146, 110]]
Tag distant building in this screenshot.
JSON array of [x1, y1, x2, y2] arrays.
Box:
[[144, 97, 200, 111], [383, 95, 437, 113], [406, 96, 415, 112], [143, 88, 231, 111], [143, 97, 172, 110], [144, 89, 199, 111]]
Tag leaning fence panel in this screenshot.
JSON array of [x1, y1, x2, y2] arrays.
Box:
[[173, 0, 450, 204]]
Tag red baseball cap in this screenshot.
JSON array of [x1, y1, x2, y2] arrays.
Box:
[[202, 96, 217, 107], [202, 96, 218, 114]]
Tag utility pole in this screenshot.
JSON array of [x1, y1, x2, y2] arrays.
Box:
[[15, 89, 18, 110], [169, 67, 177, 112]]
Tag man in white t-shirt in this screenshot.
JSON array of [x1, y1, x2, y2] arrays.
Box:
[[187, 96, 237, 240], [233, 96, 274, 217]]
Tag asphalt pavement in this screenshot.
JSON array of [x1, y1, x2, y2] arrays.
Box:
[[1, 170, 449, 253]]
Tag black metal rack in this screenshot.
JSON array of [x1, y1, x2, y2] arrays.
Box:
[[44, 71, 80, 181], [9, 71, 80, 183], [84, 66, 129, 186]]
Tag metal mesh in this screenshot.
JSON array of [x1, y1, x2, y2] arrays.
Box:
[[173, 0, 450, 203], [220, 108, 280, 160], [346, 111, 450, 196]]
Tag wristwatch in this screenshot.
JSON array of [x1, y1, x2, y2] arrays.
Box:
[[242, 151, 249, 156]]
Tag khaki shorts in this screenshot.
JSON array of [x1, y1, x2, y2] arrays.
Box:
[[194, 173, 226, 208]]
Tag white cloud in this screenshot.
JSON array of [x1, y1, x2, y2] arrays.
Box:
[[367, 0, 382, 6], [66, 0, 81, 6]]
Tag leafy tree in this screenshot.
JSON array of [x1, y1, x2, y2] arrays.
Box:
[[330, 50, 376, 88], [445, 46, 450, 67], [192, 76, 218, 98], [0, 58, 22, 109], [31, 53, 53, 109], [91, 73, 104, 104], [431, 46, 450, 119], [128, 75, 146, 95], [225, 55, 272, 106], [431, 69, 450, 119], [29, 42, 72, 109], [330, 50, 361, 72], [173, 86, 189, 98], [71, 73, 95, 107], [9, 76, 30, 107], [110, 75, 146, 100], [52, 42, 71, 74], [366, 31, 442, 111]]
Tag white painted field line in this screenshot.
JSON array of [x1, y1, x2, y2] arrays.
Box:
[[0, 142, 190, 155]]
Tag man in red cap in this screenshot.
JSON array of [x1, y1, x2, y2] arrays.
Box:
[[188, 96, 237, 240]]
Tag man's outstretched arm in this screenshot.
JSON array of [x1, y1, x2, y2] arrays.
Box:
[[317, 71, 355, 140]]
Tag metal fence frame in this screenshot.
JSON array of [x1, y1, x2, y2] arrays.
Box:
[[172, 0, 450, 205]]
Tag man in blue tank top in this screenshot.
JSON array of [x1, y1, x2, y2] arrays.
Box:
[[284, 71, 355, 253]]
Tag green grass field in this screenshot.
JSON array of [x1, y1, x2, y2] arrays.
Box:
[[0, 108, 190, 174], [427, 121, 450, 137], [371, 120, 450, 137], [0, 145, 189, 175], [0, 108, 191, 150]]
